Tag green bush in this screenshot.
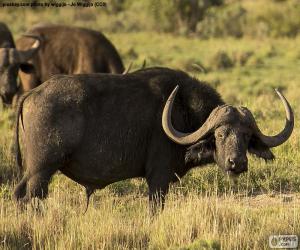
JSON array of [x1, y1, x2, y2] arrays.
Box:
[[196, 4, 246, 38], [1, 0, 299, 38], [144, 0, 223, 34], [209, 51, 234, 70], [197, 0, 300, 38], [245, 0, 300, 38]]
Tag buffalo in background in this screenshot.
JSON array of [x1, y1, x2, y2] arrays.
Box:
[[0, 22, 22, 103], [13, 67, 294, 212], [0, 23, 125, 104]]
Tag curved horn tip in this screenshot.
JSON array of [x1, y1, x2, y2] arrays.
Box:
[[21, 34, 41, 49], [192, 63, 206, 73], [170, 85, 179, 97], [122, 61, 133, 74], [274, 88, 284, 98], [14, 34, 41, 63], [274, 88, 292, 111], [255, 87, 294, 147]]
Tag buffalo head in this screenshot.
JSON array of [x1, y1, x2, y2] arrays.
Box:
[[162, 86, 294, 176], [0, 35, 41, 104]]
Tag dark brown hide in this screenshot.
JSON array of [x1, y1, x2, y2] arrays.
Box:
[[15, 24, 124, 92], [13, 67, 294, 213], [0, 23, 18, 103]]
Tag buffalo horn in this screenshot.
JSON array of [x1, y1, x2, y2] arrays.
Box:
[[246, 89, 294, 147], [122, 61, 133, 74], [13, 34, 41, 63], [162, 85, 226, 145]]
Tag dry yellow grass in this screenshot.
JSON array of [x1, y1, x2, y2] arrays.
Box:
[[0, 181, 299, 249]]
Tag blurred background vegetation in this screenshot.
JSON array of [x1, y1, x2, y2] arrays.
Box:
[[1, 0, 300, 38]]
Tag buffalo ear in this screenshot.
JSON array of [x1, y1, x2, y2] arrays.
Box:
[[248, 136, 275, 160], [20, 63, 35, 74], [185, 137, 215, 164]]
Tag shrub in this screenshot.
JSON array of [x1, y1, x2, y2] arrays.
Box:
[[196, 0, 300, 38], [244, 0, 300, 38], [209, 51, 234, 70], [232, 50, 254, 66], [196, 4, 246, 38], [144, 0, 223, 34]]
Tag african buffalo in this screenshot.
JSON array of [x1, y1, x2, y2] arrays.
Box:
[[13, 67, 294, 212], [0, 23, 125, 103], [0, 22, 24, 103]]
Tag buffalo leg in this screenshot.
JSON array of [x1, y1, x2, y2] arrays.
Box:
[[148, 183, 169, 215], [26, 169, 55, 200], [13, 175, 28, 200], [145, 135, 175, 215], [14, 168, 56, 202], [147, 166, 172, 215]]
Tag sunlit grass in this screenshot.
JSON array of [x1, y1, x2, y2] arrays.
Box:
[[0, 184, 299, 249]]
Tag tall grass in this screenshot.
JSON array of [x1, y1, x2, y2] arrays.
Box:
[[0, 186, 299, 249]]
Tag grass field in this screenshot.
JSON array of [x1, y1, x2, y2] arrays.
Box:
[[0, 7, 300, 250]]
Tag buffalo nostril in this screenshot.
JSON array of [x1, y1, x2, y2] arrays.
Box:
[[227, 158, 236, 169]]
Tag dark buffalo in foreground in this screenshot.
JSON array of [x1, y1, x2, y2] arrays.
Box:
[[0, 23, 125, 104], [14, 67, 294, 212]]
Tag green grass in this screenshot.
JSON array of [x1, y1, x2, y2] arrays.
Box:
[[0, 7, 300, 250]]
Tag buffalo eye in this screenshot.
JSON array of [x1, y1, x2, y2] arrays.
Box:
[[20, 63, 35, 74], [216, 131, 225, 140], [243, 133, 251, 141]]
